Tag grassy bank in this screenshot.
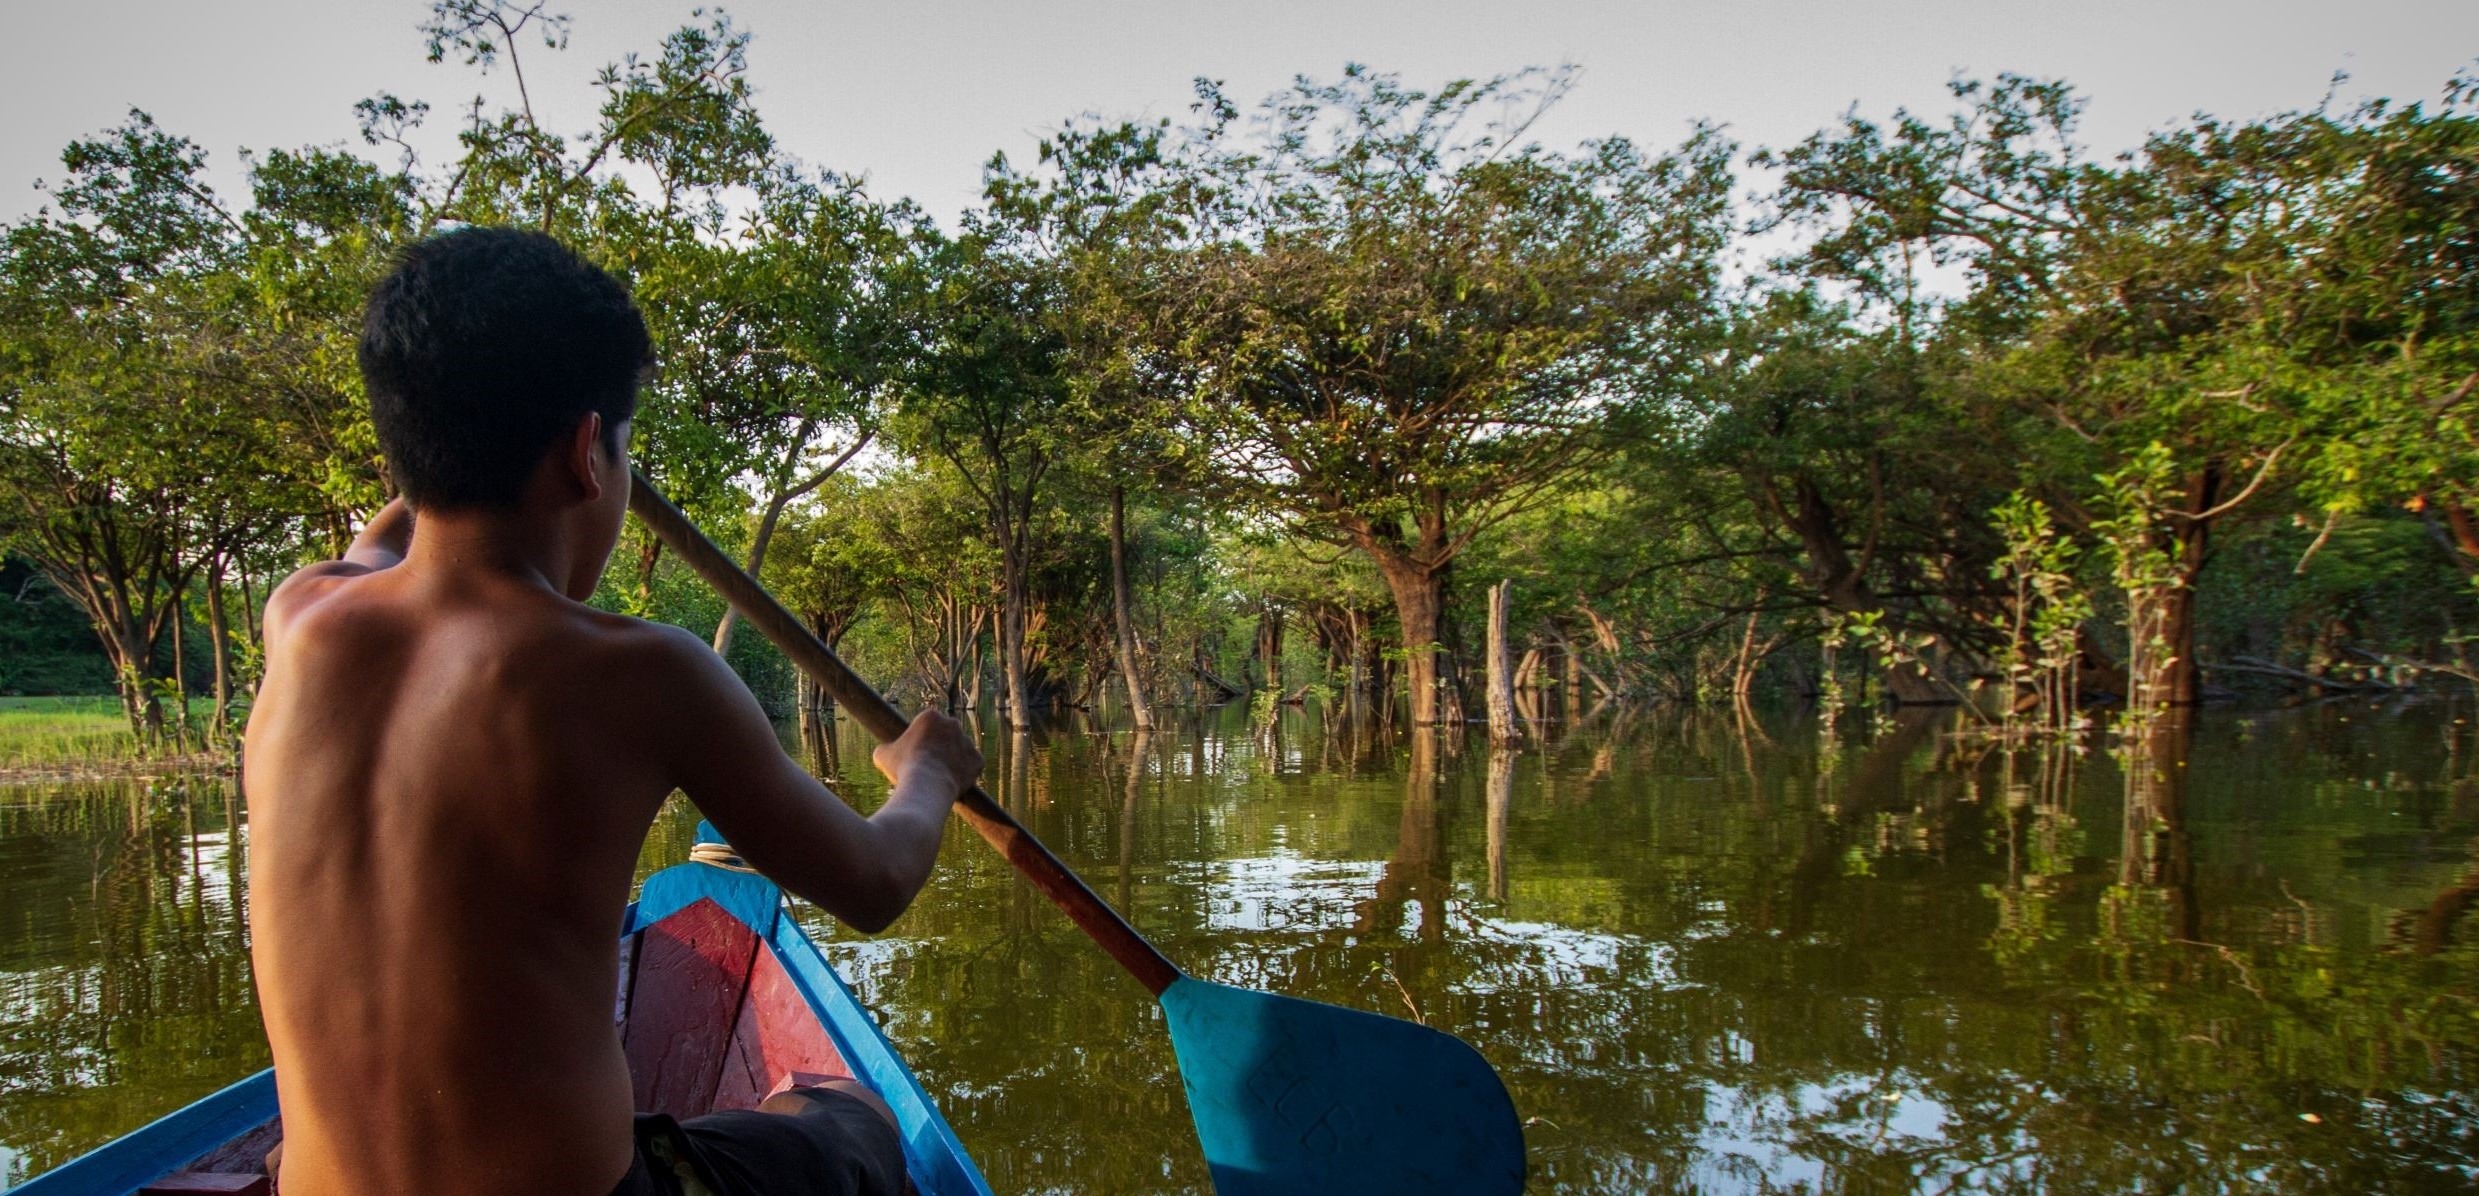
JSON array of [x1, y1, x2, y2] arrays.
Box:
[[0, 696, 227, 776]]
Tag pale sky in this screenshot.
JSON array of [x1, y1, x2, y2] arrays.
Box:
[[3, 0, 2475, 232]]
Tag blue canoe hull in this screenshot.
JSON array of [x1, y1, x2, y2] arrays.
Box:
[[9, 855, 988, 1196]]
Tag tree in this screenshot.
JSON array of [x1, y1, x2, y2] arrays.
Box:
[[0, 116, 254, 738], [850, 464, 1002, 710], [1763, 75, 2413, 705], [984, 116, 1199, 731], [897, 234, 1075, 725], [761, 475, 888, 762], [1675, 290, 2012, 703], [628, 176, 917, 653], [1134, 67, 1732, 723]]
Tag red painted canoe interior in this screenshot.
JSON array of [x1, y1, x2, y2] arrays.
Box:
[[138, 897, 851, 1195], [621, 897, 855, 1118]]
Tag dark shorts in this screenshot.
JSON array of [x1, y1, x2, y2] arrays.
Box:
[[612, 1088, 906, 1196]]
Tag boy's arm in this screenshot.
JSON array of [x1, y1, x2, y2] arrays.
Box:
[[653, 628, 981, 932]]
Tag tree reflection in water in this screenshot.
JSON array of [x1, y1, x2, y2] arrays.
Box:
[[0, 776, 266, 1184], [4, 701, 2476, 1192]]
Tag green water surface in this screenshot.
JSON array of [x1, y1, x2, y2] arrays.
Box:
[[3, 701, 2476, 1193]]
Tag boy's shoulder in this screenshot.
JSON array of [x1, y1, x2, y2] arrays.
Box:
[[574, 606, 714, 663], [563, 607, 744, 694]]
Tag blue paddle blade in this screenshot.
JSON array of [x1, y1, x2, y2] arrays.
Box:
[[1160, 976, 1524, 1195]]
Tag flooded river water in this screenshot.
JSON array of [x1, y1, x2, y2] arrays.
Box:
[[4, 700, 2476, 1193]]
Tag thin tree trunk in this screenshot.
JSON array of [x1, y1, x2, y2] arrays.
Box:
[[1731, 605, 1763, 715], [710, 504, 784, 655], [963, 623, 987, 712], [1117, 728, 1150, 912], [635, 536, 662, 611], [205, 555, 232, 744], [110, 618, 144, 739], [1000, 548, 1032, 727], [170, 586, 191, 752], [1485, 580, 1518, 744], [238, 568, 259, 646], [2157, 468, 2221, 707], [1109, 486, 1153, 730], [1008, 727, 1032, 812], [1348, 608, 1367, 707]]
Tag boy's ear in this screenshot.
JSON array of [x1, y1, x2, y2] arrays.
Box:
[[564, 412, 607, 503]]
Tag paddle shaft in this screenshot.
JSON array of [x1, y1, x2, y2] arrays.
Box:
[[628, 469, 1184, 996]]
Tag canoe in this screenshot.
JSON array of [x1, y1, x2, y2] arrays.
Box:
[[9, 828, 992, 1196]]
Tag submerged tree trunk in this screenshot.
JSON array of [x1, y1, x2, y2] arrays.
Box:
[[1373, 558, 1448, 725], [1117, 728, 1152, 911], [1254, 606, 1284, 694], [1109, 486, 1153, 730], [1359, 731, 1449, 947], [1485, 580, 1518, 744], [796, 615, 852, 776], [999, 546, 1033, 727], [2125, 708, 2200, 941], [2156, 468, 2221, 708], [797, 676, 826, 767]]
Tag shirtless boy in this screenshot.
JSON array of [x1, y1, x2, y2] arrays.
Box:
[[242, 227, 982, 1195]]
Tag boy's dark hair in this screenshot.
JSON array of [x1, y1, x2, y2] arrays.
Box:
[[359, 227, 652, 509]]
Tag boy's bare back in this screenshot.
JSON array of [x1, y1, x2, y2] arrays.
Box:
[[244, 227, 978, 1196], [247, 555, 693, 1194]]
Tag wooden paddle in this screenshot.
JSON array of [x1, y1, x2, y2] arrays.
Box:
[[629, 469, 1524, 1195]]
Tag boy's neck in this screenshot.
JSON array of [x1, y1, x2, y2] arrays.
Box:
[[402, 507, 583, 596]]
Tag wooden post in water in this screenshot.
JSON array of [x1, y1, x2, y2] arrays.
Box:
[[1485, 580, 1519, 745]]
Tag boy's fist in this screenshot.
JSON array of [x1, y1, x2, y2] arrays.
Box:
[[873, 709, 983, 797]]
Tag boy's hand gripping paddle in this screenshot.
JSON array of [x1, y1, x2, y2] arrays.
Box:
[[630, 470, 1524, 1195]]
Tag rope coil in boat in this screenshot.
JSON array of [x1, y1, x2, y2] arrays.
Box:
[[688, 841, 756, 872]]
